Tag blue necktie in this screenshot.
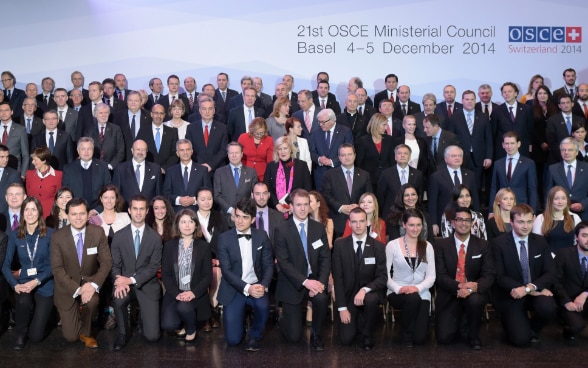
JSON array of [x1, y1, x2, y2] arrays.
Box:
[[135, 164, 141, 188], [183, 166, 189, 191], [582, 257, 587, 279], [453, 170, 460, 187], [134, 230, 140, 258], [566, 116, 572, 135], [155, 127, 161, 152], [567, 164, 573, 188], [248, 109, 253, 123], [233, 167, 240, 187], [325, 130, 331, 149], [26, 118, 31, 134], [299, 223, 309, 275], [48, 132, 55, 153], [519, 240, 530, 285]]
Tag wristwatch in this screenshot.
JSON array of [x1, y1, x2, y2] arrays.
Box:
[[525, 286, 531, 293]]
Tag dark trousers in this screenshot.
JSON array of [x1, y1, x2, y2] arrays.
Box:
[[387, 292, 430, 345], [57, 293, 99, 342], [497, 295, 557, 347], [113, 286, 160, 342], [161, 294, 209, 335], [337, 292, 380, 345], [14, 291, 53, 342], [435, 292, 487, 344], [560, 298, 588, 336], [223, 292, 269, 345], [280, 291, 328, 343]]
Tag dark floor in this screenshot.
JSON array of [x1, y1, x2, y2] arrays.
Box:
[[1, 309, 587, 368]]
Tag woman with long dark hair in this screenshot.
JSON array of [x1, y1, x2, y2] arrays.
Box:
[[146, 196, 175, 243], [440, 185, 486, 240], [387, 184, 434, 245], [45, 186, 73, 229]]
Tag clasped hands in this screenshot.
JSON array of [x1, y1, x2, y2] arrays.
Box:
[[305, 279, 325, 297]]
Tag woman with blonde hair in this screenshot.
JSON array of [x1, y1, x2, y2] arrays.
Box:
[[342, 192, 386, 243], [486, 188, 516, 241], [521, 74, 544, 104], [238, 117, 274, 181], [164, 99, 190, 139], [266, 96, 290, 139], [356, 113, 395, 194]]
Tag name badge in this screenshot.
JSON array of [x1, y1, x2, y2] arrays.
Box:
[[312, 240, 323, 249], [27, 268, 37, 276], [364, 257, 376, 265], [87, 247, 98, 255], [370, 231, 378, 239], [181, 275, 191, 284]]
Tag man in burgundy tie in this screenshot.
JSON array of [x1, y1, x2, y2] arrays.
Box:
[[114, 73, 129, 102], [434, 84, 463, 127], [3, 182, 25, 235]]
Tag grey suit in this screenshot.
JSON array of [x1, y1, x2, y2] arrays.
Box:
[[213, 164, 258, 224], [57, 108, 79, 142], [3, 121, 29, 177]]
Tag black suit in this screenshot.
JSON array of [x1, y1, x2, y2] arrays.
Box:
[[213, 88, 239, 124], [373, 90, 396, 110], [5, 88, 26, 117], [435, 236, 494, 344], [292, 107, 321, 139], [136, 124, 179, 171], [30, 129, 73, 170], [393, 100, 421, 121], [493, 102, 533, 158], [274, 217, 331, 342], [545, 161, 588, 220], [180, 91, 199, 115], [226, 106, 265, 142], [377, 165, 425, 219], [392, 135, 429, 177], [475, 101, 500, 121], [62, 159, 111, 210], [76, 103, 114, 143], [158, 94, 190, 121], [313, 95, 341, 116], [227, 93, 265, 113], [426, 129, 461, 172], [356, 134, 395, 190], [435, 101, 463, 129], [427, 167, 479, 226], [308, 124, 354, 190], [0, 167, 22, 214], [36, 93, 57, 112], [67, 88, 90, 107], [83, 122, 125, 169], [572, 100, 588, 119], [263, 159, 312, 208], [553, 246, 588, 337], [163, 161, 212, 213], [491, 232, 557, 346], [546, 113, 586, 163], [17, 115, 43, 143], [336, 110, 368, 140], [111, 225, 163, 342], [332, 236, 387, 344], [113, 109, 152, 161], [185, 121, 228, 174], [112, 160, 162, 207]]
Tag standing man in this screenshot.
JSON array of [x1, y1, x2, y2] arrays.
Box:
[[226, 87, 264, 141], [423, 114, 460, 171], [293, 90, 321, 138], [347, 77, 373, 107], [373, 73, 398, 108], [572, 83, 588, 119], [493, 82, 533, 158], [282, 74, 299, 110], [0, 182, 26, 236], [1, 71, 26, 117], [217, 198, 274, 351], [136, 104, 179, 173], [54, 88, 79, 142], [546, 95, 586, 164], [378, 100, 403, 138], [475, 84, 500, 121], [251, 181, 283, 240], [0, 101, 29, 179], [36, 77, 57, 113], [84, 103, 125, 170], [17, 97, 44, 142], [332, 208, 387, 350], [214, 72, 239, 124], [68, 71, 90, 107], [553, 68, 578, 103], [113, 91, 152, 161], [50, 198, 113, 348], [435, 207, 494, 350], [111, 195, 163, 350], [77, 81, 108, 141], [313, 81, 341, 115], [159, 74, 189, 121], [0, 145, 22, 215], [393, 85, 421, 121], [355, 87, 375, 124], [181, 76, 199, 115], [145, 77, 163, 111], [336, 93, 366, 140], [435, 85, 463, 128], [102, 78, 126, 113], [31, 110, 73, 170], [113, 73, 130, 102], [274, 189, 331, 351]]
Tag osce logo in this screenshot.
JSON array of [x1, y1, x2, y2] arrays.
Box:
[[508, 26, 582, 43]]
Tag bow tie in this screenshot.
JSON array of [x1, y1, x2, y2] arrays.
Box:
[[237, 234, 251, 240]]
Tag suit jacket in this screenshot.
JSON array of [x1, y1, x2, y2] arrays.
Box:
[[263, 159, 312, 208], [111, 224, 162, 300], [144, 94, 161, 112], [553, 86, 578, 104], [185, 121, 228, 172], [393, 100, 421, 121], [217, 228, 274, 305], [546, 161, 588, 220], [572, 100, 588, 119], [377, 165, 425, 219], [213, 164, 258, 214], [50, 224, 113, 310], [435, 236, 494, 310], [163, 161, 212, 212], [30, 129, 73, 170], [5, 88, 26, 117], [113, 109, 152, 161], [373, 89, 395, 111], [448, 110, 493, 167], [491, 232, 553, 308], [113, 160, 162, 206], [83, 122, 125, 168], [427, 167, 480, 226], [68, 88, 90, 107], [0, 167, 21, 214], [475, 101, 501, 121], [274, 217, 331, 304], [136, 124, 179, 170], [258, 92, 274, 115], [546, 113, 586, 163], [435, 101, 463, 129], [426, 129, 461, 171], [493, 102, 533, 158], [180, 91, 200, 115], [336, 110, 368, 140], [553, 246, 588, 305], [489, 155, 538, 212], [36, 93, 57, 112], [62, 159, 112, 209], [266, 207, 284, 242], [76, 103, 114, 144], [227, 93, 266, 113], [213, 88, 239, 124], [322, 166, 373, 234], [292, 107, 322, 138], [391, 135, 429, 176], [332, 236, 387, 310], [56, 108, 79, 142], [226, 106, 265, 142], [313, 95, 341, 116], [16, 115, 43, 140], [4, 121, 30, 177], [355, 134, 395, 186], [309, 123, 354, 190], [159, 94, 190, 121], [103, 96, 127, 114]]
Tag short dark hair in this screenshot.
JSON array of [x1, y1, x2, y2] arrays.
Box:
[[423, 113, 441, 127], [510, 203, 534, 222], [234, 198, 256, 218], [0, 144, 8, 153], [503, 131, 520, 142], [102, 78, 115, 87], [66, 198, 88, 214], [130, 194, 149, 207], [575, 221, 588, 236], [385, 74, 398, 83], [338, 143, 355, 155], [563, 68, 576, 76], [167, 74, 179, 84], [501, 82, 519, 94], [453, 206, 472, 220], [349, 207, 367, 219]]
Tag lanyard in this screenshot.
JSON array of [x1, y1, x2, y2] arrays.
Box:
[[25, 234, 39, 268]]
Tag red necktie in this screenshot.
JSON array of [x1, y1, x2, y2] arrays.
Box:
[[204, 124, 209, 146], [583, 103, 588, 120], [1, 125, 7, 145], [507, 157, 513, 182], [118, 90, 123, 100], [447, 105, 453, 118], [389, 93, 394, 103], [456, 244, 466, 283]]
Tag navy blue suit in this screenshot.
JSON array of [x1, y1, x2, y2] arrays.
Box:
[[112, 160, 162, 208], [213, 88, 239, 124], [489, 155, 538, 212], [545, 161, 588, 220], [435, 101, 463, 129], [292, 108, 321, 139], [309, 124, 354, 190], [0, 167, 22, 215], [226, 106, 265, 142], [427, 167, 479, 226], [30, 129, 73, 170], [62, 159, 111, 210], [493, 102, 533, 159], [185, 121, 228, 174], [163, 161, 212, 212]]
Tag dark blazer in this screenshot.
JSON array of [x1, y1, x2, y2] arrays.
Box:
[[435, 101, 463, 129], [336, 110, 368, 140], [113, 160, 162, 206], [377, 165, 425, 219], [83, 122, 125, 168], [258, 92, 274, 116], [180, 91, 199, 115], [332, 236, 387, 310], [427, 167, 480, 226], [113, 109, 152, 161], [493, 102, 533, 158], [144, 94, 160, 112], [202, 209, 229, 258], [76, 103, 113, 143], [322, 166, 373, 234], [426, 129, 461, 171], [391, 135, 429, 175], [216, 228, 274, 305], [163, 161, 212, 212], [0, 167, 22, 214], [185, 120, 228, 172], [227, 93, 266, 113], [36, 93, 57, 112], [103, 96, 127, 114], [213, 88, 239, 124], [67, 88, 90, 107], [313, 95, 341, 116], [158, 94, 190, 120], [447, 110, 493, 167], [489, 155, 538, 212], [393, 100, 421, 121], [226, 106, 265, 142], [5, 88, 26, 117], [274, 218, 331, 304], [30, 129, 73, 170], [545, 161, 588, 220], [475, 101, 501, 121], [572, 100, 588, 119], [263, 159, 312, 208], [62, 159, 112, 210], [266, 207, 284, 243], [373, 89, 395, 110], [553, 246, 588, 305], [17, 115, 43, 141], [309, 123, 354, 190], [546, 113, 586, 163], [56, 108, 79, 142], [136, 124, 179, 171], [412, 112, 430, 138], [213, 164, 258, 214], [355, 134, 395, 187]]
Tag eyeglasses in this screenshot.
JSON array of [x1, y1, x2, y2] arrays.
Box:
[[318, 118, 331, 125], [454, 217, 473, 224]]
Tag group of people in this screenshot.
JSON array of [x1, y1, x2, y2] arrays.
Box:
[[0, 67, 587, 353]]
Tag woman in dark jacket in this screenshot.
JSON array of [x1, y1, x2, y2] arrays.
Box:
[[356, 113, 395, 194]]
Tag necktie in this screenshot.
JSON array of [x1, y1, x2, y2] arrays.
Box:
[[321, 99, 326, 109], [135, 164, 141, 188], [155, 127, 161, 152], [257, 211, 264, 232], [2, 125, 7, 145], [118, 90, 124, 101], [26, 118, 31, 134], [389, 93, 394, 103], [456, 243, 466, 283], [358, 106, 363, 115], [583, 103, 588, 120], [567, 164, 573, 188], [570, 88, 575, 100], [189, 93, 194, 111], [248, 109, 253, 124], [11, 214, 18, 231], [183, 166, 189, 191], [447, 105, 453, 118], [154, 95, 159, 103], [221, 91, 226, 102], [453, 170, 460, 186], [519, 240, 530, 284], [507, 157, 513, 182], [356, 240, 363, 260], [99, 126, 104, 143], [402, 104, 407, 116], [346, 170, 353, 196], [48, 132, 55, 153], [401, 169, 407, 185], [6, 90, 11, 100], [134, 230, 140, 257], [77, 233, 84, 266], [466, 113, 473, 135], [233, 167, 240, 187], [582, 256, 587, 279], [509, 106, 515, 122], [59, 110, 64, 124], [171, 96, 176, 104], [304, 111, 312, 132], [131, 114, 136, 140], [83, 162, 88, 170], [92, 103, 96, 117], [385, 120, 392, 135], [325, 130, 331, 149], [432, 137, 438, 158], [44, 95, 48, 106], [484, 104, 489, 117], [299, 223, 309, 268], [204, 124, 209, 146], [566, 115, 572, 135]]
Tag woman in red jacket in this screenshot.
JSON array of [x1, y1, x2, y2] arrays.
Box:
[[26, 147, 62, 217]]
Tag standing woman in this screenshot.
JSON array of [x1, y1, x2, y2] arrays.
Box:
[[531, 85, 559, 198], [161, 209, 212, 342], [2, 197, 54, 350], [521, 74, 544, 104], [386, 208, 435, 347], [147, 196, 175, 244], [266, 97, 290, 140], [356, 113, 395, 194], [26, 147, 62, 217], [238, 117, 274, 182], [342, 192, 386, 243], [392, 115, 429, 175], [164, 99, 190, 140], [486, 188, 516, 241], [572, 121, 588, 161], [45, 187, 73, 229], [285, 117, 312, 173]]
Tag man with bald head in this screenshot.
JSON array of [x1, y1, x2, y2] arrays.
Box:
[[393, 85, 421, 121], [181, 76, 199, 115]]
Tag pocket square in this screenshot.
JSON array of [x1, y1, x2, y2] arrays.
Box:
[[151, 176, 156, 179], [534, 254, 541, 258], [471, 254, 482, 259], [245, 178, 251, 183], [257, 246, 262, 250]]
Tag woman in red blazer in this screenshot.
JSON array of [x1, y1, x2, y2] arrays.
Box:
[[238, 117, 274, 182], [25, 147, 62, 217]]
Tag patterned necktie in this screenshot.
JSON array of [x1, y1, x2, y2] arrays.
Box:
[[566, 115, 572, 135], [356, 240, 363, 260], [135, 164, 141, 188], [248, 109, 253, 124], [204, 124, 209, 146], [257, 211, 264, 232], [155, 127, 161, 152], [304, 111, 312, 133], [26, 118, 31, 134], [453, 170, 460, 186], [466, 113, 473, 135], [233, 167, 240, 187], [456, 244, 466, 283], [11, 214, 18, 231], [509, 106, 515, 122], [222, 91, 226, 102], [519, 240, 530, 284], [346, 170, 353, 196], [189, 93, 194, 111], [118, 90, 124, 101], [76, 233, 84, 266], [183, 166, 189, 191], [99, 126, 105, 143], [389, 93, 394, 103], [582, 257, 587, 279], [2, 125, 7, 145], [567, 164, 573, 188], [134, 230, 140, 257], [48, 132, 55, 153], [321, 99, 326, 109], [507, 158, 513, 182], [325, 130, 331, 149]]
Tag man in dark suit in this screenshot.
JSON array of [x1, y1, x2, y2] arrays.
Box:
[[428, 145, 480, 235], [435, 85, 463, 128], [545, 137, 588, 220], [491, 204, 557, 347], [76, 81, 111, 142], [489, 131, 538, 212], [180, 76, 199, 115], [112, 139, 162, 209], [423, 113, 460, 171], [447, 90, 493, 186], [572, 83, 588, 119], [336, 93, 367, 140], [0, 101, 29, 178], [393, 85, 421, 121], [53, 88, 79, 143], [62, 137, 111, 211], [313, 81, 341, 115], [253, 77, 273, 115], [322, 143, 373, 237], [30, 110, 73, 170], [227, 76, 265, 112], [413, 93, 437, 138], [101, 78, 127, 114], [144, 77, 163, 112], [214, 72, 239, 124], [347, 77, 373, 107], [113, 91, 152, 161], [378, 99, 403, 139], [355, 88, 376, 125], [435, 207, 494, 350], [553, 221, 588, 341], [282, 74, 299, 111], [185, 96, 228, 178], [493, 82, 533, 159], [17, 97, 44, 142], [552, 68, 578, 104], [36, 77, 57, 113], [214, 142, 258, 226], [0, 145, 22, 215], [69, 89, 84, 112], [377, 144, 425, 218], [274, 189, 331, 350], [2, 71, 26, 118], [251, 181, 283, 240], [68, 71, 90, 107], [292, 89, 321, 139], [332, 208, 386, 350], [546, 95, 586, 164], [83, 103, 125, 170], [159, 75, 190, 121], [24, 83, 46, 119], [475, 84, 501, 121], [0, 182, 25, 236], [111, 195, 163, 350], [113, 73, 131, 102], [309, 108, 354, 191], [136, 104, 179, 173], [163, 139, 211, 213], [50, 198, 113, 348], [226, 87, 264, 142], [373, 73, 399, 109], [217, 198, 273, 351]]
